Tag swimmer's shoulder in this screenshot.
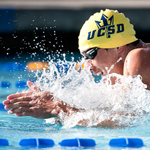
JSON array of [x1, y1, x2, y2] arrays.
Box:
[[126, 40, 150, 59], [127, 47, 150, 59], [124, 46, 150, 76], [128, 40, 150, 55], [124, 40, 150, 63]]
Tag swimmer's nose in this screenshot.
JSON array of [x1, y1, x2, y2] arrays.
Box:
[[85, 59, 92, 68], [83, 59, 93, 70], [87, 59, 92, 64], [89, 63, 95, 71]]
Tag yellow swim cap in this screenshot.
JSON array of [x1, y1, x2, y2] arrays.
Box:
[[78, 9, 137, 52]]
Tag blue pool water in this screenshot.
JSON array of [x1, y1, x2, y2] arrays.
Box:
[[1, 61, 150, 150]]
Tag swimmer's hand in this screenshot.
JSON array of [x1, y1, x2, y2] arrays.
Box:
[[3, 81, 75, 119]]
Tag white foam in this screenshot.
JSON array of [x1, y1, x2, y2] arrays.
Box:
[[33, 59, 150, 128]]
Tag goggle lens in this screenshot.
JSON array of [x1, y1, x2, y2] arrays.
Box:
[[83, 47, 99, 59]]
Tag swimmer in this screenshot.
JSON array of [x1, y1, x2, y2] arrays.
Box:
[[3, 9, 150, 124]]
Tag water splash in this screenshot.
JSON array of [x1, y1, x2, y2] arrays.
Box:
[[31, 57, 150, 128]]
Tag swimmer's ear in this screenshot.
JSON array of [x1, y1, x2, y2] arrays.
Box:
[[116, 46, 125, 54]]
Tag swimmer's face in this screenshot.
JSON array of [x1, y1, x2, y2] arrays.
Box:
[[81, 47, 119, 76]]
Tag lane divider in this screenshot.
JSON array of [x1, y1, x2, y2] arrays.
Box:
[[27, 62, 84, 71], [0, 80, 36, 88], [0, 61, 84, 71], [0, 138, 145, 148], [3, 62, 26, 71], [0, 81, 27, 88]]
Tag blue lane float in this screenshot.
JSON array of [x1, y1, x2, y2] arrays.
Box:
[[109, 138, 144, 148], [0, 139, 9, 146], [15, 81, 27, 88], [59, 138, 96, 147], [0, 103, 6, 111], [19, 138, 55, 148], [0, 81, 11, 88], [38, 139, 54, 148]]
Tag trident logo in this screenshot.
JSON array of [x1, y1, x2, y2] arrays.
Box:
[[95, 14, 114, 28]]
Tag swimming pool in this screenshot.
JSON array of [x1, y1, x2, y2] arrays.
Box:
[[0, 61, 150, 150]]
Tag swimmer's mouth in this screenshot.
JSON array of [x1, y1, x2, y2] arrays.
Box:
[[90, 69, 103, 76], [96, 71, 103, 76]]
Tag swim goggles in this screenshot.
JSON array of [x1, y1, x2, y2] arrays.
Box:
[[83, 47, 99, 59]]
